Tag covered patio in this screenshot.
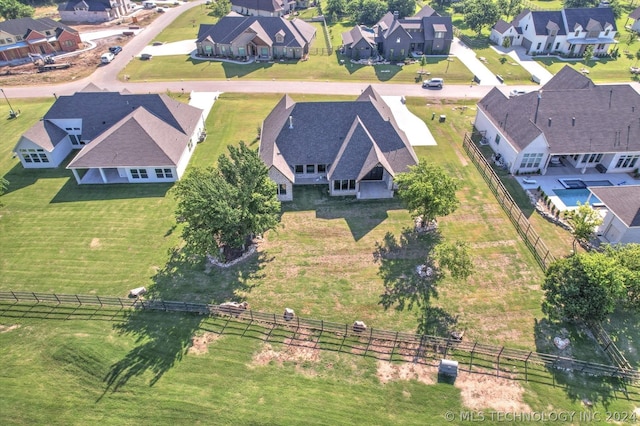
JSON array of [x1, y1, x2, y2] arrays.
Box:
[[72, 168, 128, 184]]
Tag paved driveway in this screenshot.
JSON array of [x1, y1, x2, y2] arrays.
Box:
[[382, 96, 436, 146], [450, 37, 501, 86], [140, 39, 195, 56]]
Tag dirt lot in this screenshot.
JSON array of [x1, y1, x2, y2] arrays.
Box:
[[0, 10, 157, 86]]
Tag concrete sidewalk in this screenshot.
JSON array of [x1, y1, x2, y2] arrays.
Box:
[[450, 37, 501, 86]]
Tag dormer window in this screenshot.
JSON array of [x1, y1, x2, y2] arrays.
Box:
[[275, 29, 285, 43], [396, 37, 401, 43], [575, 30, 580, 36], [605, 29, 610, 36]]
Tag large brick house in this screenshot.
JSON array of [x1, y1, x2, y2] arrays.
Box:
[[0, 17, 81, 63]]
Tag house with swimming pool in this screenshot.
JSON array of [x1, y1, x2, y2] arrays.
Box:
[[474, 66, 640, 177]]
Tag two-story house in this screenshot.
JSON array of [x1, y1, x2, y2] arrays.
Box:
[[0, 17, 81, 63], [490, 7, 617, 56], [341, 6, 453, 61], [58, 0, 135, 24]]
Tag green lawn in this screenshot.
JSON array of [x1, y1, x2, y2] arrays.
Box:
[[2, 95, 640, 424], [151, 3, 219, 44]]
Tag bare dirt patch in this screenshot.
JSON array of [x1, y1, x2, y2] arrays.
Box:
[[0, 324, 20, 333], [376, 360, 438, 385], [90, 238, 101, 249], [455, 371, 531, 412], [252, 339, 321, 367], [188, 331, 221, 355]]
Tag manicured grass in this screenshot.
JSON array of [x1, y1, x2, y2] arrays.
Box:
[[151, 4, 218, 44], [2, 94, 639, 424], [472, 46, 536, 84]]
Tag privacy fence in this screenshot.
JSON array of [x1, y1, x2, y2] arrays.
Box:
[[2, 291, 639, 389], [462, 133, 555, 270]]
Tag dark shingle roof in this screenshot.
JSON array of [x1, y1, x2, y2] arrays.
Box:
[[197, 15, 315, 48], [564, 7, 616, 32], [590, 186, 640, 228], [230, 0, 284, 13], [260, 86, 417, 183], [58, 0, 112, 12], [631, 6, 640, 20], [414, 5, 439, 18], [0, 17, 77, 37], [45, 92, 201, 140], [20, 120, 68, 152], [477, 66, 640, 153], [540, 65, 594, 90], [341, 25, 376, 49], [530, 11, 566, 35], [493, 19, 512, 34], [67, 107, 191, 168]]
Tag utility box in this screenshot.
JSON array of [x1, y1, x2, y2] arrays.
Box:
[[438, 359, 458, 378]]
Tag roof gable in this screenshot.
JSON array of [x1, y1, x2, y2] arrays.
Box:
[[17, 120, 68, 152], [590, 186, 640, 228], [563, 7, 616, 33]]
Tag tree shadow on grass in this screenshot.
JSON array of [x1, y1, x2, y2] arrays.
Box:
[[99, 246, 269, 400], [533, 318, 635, 407], [374, 228, 457, 335]]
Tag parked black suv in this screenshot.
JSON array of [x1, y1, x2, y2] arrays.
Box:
[[109, 46, 123, 55]]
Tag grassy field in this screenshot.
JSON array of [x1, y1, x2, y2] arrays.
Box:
[[151, 3, 219, 44], [1, 94, 639, 423]]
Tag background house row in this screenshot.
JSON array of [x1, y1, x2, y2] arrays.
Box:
[[58, 0, 135, 24], [491, 7, 617, 56], [341, 6, 453, 61]]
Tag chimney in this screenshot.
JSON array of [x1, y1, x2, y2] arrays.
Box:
[[393, 10, 399, 19], [534, 90, 542, 124], [289, 115, 293, 129], [548, 117, 552, 127], [572, 117, 575, 126]]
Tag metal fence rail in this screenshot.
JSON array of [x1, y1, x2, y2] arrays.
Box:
[[2, 291, 639, 384]]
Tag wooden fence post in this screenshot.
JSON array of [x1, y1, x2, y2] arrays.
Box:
[[497, 346, 504, 377], [525, 351, 532, 381]]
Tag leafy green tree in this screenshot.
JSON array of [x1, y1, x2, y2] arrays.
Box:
[[497, 0, 522, 20], [635, 49, 640, 67], [433, 241, 474, 281], [395, 162, 460, 225], [419, 54, 427, 74], [563, 0, 597, 8], [628, 32, 638, 47], [0, 0, 33, 19], [583, 44, 595, 66], [542, 252, 625, 322], [209, 0, 231, 18], [603, 244, 640, 307], [464, 0, 500, 36], [172, 142, 281, 260], [325, 0, 346, 16], [502, 36, 511, 48], [349, 0, 387, 25], [566, 202, 602, 252], [387, 0, 416, 19]]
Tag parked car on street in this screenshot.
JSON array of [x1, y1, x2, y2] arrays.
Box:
[[422, 78, 444, 89], [109, 46, 122, 55], [140, 53, 153, 60], [100, 52, 115, 64]]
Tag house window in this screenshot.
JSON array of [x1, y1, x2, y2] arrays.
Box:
[[495, 134, 501, 144], [520, 153, 543, 169], [238, 47, 245, 56], [6, 38, 12, 43], [318, 164, 326, 173], [581, 153, 602, 164], [260, 47, 269, 56], [333, 180, 355, 191], [0, 40, 5, 45], [597, 44, 604, 49], [396, 37, 401, 43], [435, 32, 444, 39], [188, 139, 194, 151], [615, 154, 640, 168], [294, 165, 303, 174], [20, 148, 48, 164], [277, 183, 287, 195], [536, 42, 541, 50], [575, 30, 580, 37], [69, 134, 81, 145], [555, 42, 560, 50], [306, 164, 315, 173], [16, 36, 22, 41], [63, 40, 74, 48], [525, 25, 528, 31], [155, 168, 173, 179], [131, 168, 148, 179], [546, 43, 551, 50]]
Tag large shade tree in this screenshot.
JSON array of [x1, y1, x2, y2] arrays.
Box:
[[566, 202, 602, 252], [463, 0, 500, 36], [172, 142, 281, 261], [0, 0, 33, 19], [395, 162, 460, 225], [542, 252, 626, 323]]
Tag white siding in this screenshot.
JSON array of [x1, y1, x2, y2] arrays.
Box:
[[269, 167, 293, 201]]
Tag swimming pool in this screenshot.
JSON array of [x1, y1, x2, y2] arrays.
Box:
[[553, 189, 602, 207], [559, 178, 612, 189]]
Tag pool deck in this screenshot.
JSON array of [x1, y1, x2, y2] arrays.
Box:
[[516, 168, 637, 211]]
